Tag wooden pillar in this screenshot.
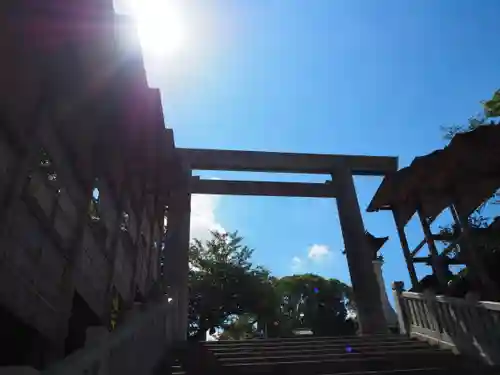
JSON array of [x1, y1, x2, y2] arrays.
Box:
[[332, 161, 387, 334], [165, 167, 191, 341], [392, 210, 419, 290], [416, 208, 448, 290]]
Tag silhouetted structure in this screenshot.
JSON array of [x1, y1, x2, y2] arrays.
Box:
[[368, 125, 500, 299], [0, 1, 177, 368]]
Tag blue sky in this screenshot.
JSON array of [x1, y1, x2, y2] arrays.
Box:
[[118, 0, 500, 299]]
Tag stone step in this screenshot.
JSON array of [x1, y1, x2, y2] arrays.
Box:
[[317, 368, 500, 375], [207, 342, 423, 352], [208, 341, 429, 355], [206, 337, 415, 349], [217, 348, 452, 364], [170, 360, 185, 375], [196, 336, 498, 375], [318, 369, 447, 375], [205, 335, 407, 347], [221, 351, 465, 374], [210, 343, 434, 359], [207, 334, 400, 343]]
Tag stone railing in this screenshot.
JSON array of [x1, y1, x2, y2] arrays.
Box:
[[392, 281, 500, 365], [39, 295, 176, 375]]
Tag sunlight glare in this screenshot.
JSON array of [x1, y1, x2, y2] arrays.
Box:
[[130, 0, 187, 58]]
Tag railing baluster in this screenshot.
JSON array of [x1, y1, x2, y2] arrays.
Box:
[[418, 299, 430, 329], [473, 306, 487, 342], [394, 284, 500, 365], [405, 299, 413, 326], [448, 303, 459, 336], [407, 299, 417, 327], [478, 307, 495, 347], [434, 301, 446, 334], [409, 299, 420, 327], [422, 294, 437, 332], [415, 300, 423, 327], [439, 301, 452, 336], [457, 305, 471, 336]]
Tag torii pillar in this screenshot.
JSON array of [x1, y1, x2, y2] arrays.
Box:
[[165, 167, 191, 340], [333, 161, 387, 334]]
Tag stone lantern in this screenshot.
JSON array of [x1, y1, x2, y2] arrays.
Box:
[[365, 231, 398, 330]]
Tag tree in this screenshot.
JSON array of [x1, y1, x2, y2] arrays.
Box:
[[188, 231, 357, 340], [438, 216, 500, 300], [441, 89, 500, 140], [271, 274, 356, 337], [219, 314, 260, 340], [483, 89, 500, 118], [188, 231, 275, 340]]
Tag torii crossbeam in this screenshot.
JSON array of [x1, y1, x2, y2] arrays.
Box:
[[165, 140, 398, 337]]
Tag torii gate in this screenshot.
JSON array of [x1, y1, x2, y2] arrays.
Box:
[[165, 143, 398, 338]]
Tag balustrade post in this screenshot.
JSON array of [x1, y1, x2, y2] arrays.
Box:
[[392, 281, 409, 335], [422, 289, 441, 336]]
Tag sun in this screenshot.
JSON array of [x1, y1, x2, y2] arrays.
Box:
[[130, 0, 186, 58]]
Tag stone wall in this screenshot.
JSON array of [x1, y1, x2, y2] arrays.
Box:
[[0, 1, 175, 369]]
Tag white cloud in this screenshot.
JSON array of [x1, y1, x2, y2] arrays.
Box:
[[291, 256, 303, 272], [290, 244, 340, 272], [307, 244, 331, 262], [190, 194, 225, 242]]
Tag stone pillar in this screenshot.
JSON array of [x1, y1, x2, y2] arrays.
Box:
[[372, 260, 398, 329], [165, 168, 191, 341], [391, 281, 408, 335], [332, 161, 387, 334]]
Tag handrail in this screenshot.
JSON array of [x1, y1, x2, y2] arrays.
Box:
[[401, 291, 500, 311], [393, 281, 500, 365], [42, 295, 175, 375]]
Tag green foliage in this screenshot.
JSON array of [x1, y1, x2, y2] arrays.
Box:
[[438, 216, 500, 300], [187, 231, 357, 340], [483, 89, 500, 118], [271, 274, 356, 337], [442, 89, 499, 141], [219, 314, 259, 340], [437, 215, 491, 258], [188, 231, 274, 339], [441, 114, 496, 141]]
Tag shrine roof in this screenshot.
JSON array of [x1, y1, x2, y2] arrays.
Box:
[[367, 125, 500, 226]]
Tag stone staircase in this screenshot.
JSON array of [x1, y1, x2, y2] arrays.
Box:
[[169, 358, 186, 375], [180, 335, 500, 375]]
